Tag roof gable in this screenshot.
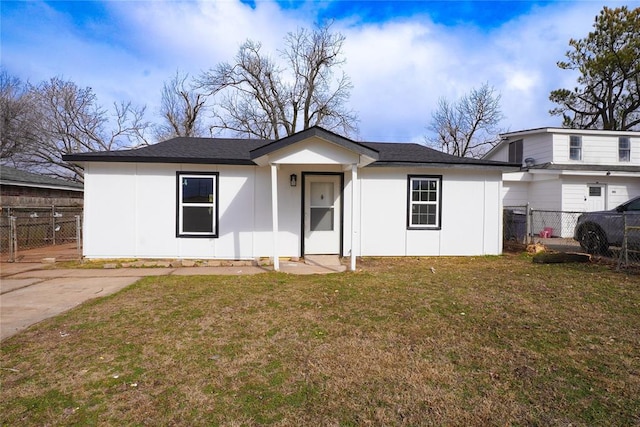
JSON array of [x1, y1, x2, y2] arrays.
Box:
[[255, 136, 363, 165], [250, 126, 379, 165]]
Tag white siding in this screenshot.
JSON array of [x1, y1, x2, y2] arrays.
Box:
[[487, 143, 510, 162], [358, 169, 408, 255], [608, 180, 640, 207], [560, 179, 590, 212], [553, 133, 640, 166], [630, 135, 640, 164], [561, 176, 640, 212], [83, 163, 137, 258], [135, 164, 181, 258], [83, 162, 504, 259], [523, 133, 553, 165], [527, 178, 562, 237], [502, 181, 529, 207], [485, 134, 553, 166], [528, 177, 562, 211], [358, 167, 503, 256]]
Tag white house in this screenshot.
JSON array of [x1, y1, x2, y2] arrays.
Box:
[[64, 127, 517, 270], [483, 128, 640, 237]]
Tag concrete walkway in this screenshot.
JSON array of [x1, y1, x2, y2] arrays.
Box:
[[0, 260, 347, 341]]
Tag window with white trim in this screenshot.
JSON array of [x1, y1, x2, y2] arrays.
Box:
[[407, 175, 442, 229], [177, 172, 219, 237], [569, 135, 582, 160], [619, 137, 630, 162]]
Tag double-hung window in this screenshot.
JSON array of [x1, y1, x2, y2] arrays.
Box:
[[177, 172, 219, 237], [508, 139, 523, 164], [407, 175, 442, 229], [619, 137, 630, 162], [569, 135, 582, 160]]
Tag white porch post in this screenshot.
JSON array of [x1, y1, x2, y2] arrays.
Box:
[[271, 163, 280, 271], [350, 163, 358, 271]]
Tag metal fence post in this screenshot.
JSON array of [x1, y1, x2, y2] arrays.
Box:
[[51, 205, 56, 246], [526, 203, 531, 245], [617, 212, 628, 271], [9, 216, 17, 262], [75, 215, 82, 258]]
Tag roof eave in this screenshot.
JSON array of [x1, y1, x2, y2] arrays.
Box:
[[367, 161, 520, 171], [500, 127, 640, 138], [0, 180, 83, 192], [62, 155, 257, 166]]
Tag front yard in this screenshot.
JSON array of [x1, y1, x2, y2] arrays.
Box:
[[1, 256, 639, 425]]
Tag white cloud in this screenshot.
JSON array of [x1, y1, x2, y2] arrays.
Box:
[[2, 0, 630, 144]]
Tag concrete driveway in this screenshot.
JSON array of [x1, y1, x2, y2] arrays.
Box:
[[0, 264, 171, 341], [0, 259, 346, 341]]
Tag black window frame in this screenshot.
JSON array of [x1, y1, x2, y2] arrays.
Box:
[[619, 136, 631, 162], [407, 175, 443, 230], [176, 171, 219, 238]]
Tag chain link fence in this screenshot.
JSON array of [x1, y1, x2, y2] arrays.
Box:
[[503, 205, 529, 244], [615, 214, 640, 270], [1, 206, 82, 262], [504, 206, 639, 269]]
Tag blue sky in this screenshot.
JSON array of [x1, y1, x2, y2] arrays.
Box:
[[1, 0, 635, 143]]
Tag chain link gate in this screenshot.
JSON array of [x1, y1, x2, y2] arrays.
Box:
[[1, 206, 83, 262]]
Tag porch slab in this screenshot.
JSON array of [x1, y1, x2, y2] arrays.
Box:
[[281, 261, 346, 274], [304, 255, 343, 267]]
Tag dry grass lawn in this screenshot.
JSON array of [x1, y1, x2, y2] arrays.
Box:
[[1, 255, 639, 425]]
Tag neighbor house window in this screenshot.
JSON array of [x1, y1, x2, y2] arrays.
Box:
[[407, 175, 442, 229], [569, 135, 582, 160], [508, 139, 523, 164], [619, 137, 630, 162], [177, 172, 219, 237]]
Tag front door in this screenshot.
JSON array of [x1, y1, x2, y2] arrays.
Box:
[[586, 184, 606, 211], [304, 174, 342, 255]]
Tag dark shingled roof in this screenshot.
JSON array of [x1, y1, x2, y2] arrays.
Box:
[[64, 131, 519, 170], [361, 142, 516, 167], [63, 138, 268, 165], [0, 166, 83, 190]]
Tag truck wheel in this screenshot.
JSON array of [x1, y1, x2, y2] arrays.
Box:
[[578, 224, 608, 254]]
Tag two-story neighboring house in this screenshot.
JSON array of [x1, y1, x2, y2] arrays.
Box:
[[484, 127, 640, 237]]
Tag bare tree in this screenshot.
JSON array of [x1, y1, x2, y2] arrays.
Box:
[[0, 70, 38, 160], [155, 70, 208, 140], [426, 83, 504, 158], [198, 23, 358, 139], [4, 77, 150, 181]]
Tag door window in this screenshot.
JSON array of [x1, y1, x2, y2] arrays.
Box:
[[310, 182, 334, 231], [589, 186, 602, 197]]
